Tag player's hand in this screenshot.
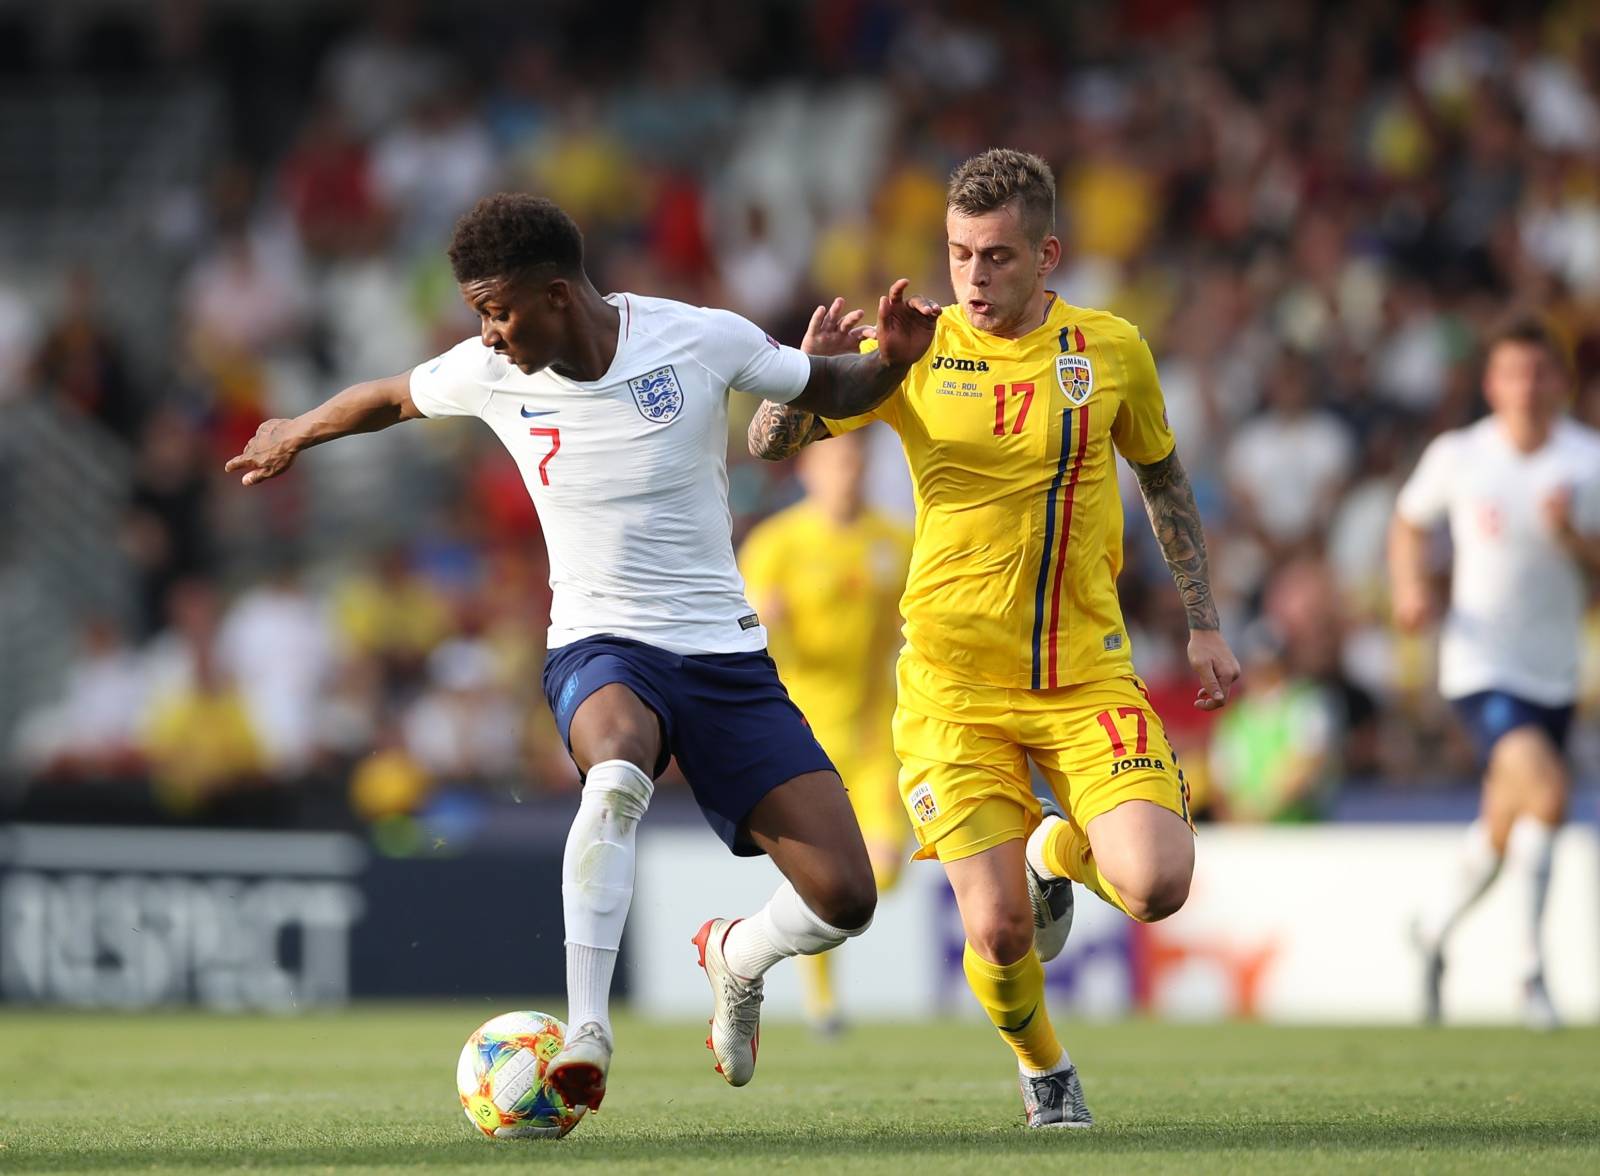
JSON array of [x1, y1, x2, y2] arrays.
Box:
[[225, 418, 303, 486], [1188, 629, 1240, 711], [1391, 578, 1435, 633], [872, 279, 940, 369], [1541, 485, 1576, 537], [802, 297, 874, 358]]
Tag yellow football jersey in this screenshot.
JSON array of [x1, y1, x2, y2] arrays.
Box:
[[829, 297, 1174, 690], [739, 501, 911, 733]]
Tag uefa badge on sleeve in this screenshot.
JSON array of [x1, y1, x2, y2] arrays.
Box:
[[628, 365, 685, 423], [1055, 354, 1093, 405]]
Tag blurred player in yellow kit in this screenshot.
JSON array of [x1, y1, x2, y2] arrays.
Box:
[[740, 428, 912, 1033], [749, 149, 1240, 1127]]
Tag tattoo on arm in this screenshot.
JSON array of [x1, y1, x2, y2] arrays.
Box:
[[748, 400, 831, 460], [1131, 449, 1220, 631]]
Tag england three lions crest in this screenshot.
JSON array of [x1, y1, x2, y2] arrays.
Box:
[[1055, 353, 1093, 405], [628, 365, 684, 423]]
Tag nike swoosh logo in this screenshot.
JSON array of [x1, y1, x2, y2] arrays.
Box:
[[519, 407, 558, 418], [428, 361, 442, 373], [998, 1005, 1037, 1034]]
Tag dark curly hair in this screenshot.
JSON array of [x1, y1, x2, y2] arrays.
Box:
[[447, 193, 585, 284]]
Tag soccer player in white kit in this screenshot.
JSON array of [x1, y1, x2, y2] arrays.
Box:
[[1390, 316, 1600, 1029], [227, 194, 939, 1109]]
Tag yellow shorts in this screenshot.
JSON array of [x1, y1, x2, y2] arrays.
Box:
[[812, 721, 907, 851], [893, 651, 1192, 863]]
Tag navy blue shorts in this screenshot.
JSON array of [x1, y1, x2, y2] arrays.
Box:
[[1452, 691, 1574, 764], [542, 635, 836, 856]]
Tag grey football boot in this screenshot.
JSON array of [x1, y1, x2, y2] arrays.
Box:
[[1025, 796, 1076, 962], [1409, 918, 1445, 1026], [1020, 1064, 1094, 1128], [1524, 973, 1560, 1032]]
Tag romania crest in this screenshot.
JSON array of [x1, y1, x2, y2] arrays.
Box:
[[1055, 353, 1093, 405]]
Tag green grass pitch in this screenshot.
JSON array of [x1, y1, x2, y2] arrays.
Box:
[[1, 1006, 1596, 1174]]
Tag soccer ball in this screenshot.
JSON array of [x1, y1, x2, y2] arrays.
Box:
[[456, 1011, 586, 1139]]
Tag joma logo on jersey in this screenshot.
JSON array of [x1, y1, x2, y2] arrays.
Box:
[[930, 355, 990, 372], [1109, 755, 1165, 777]]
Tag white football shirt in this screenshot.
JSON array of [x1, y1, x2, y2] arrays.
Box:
[[409, 293, 811, 655], [1396, 416, 1600, 704]]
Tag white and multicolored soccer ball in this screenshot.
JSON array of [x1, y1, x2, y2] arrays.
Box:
[[456, 1011, 586, 1140]]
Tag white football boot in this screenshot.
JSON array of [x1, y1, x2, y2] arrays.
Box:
[[545, 1020, 612, 1111], [693, 917, 764, 1086]]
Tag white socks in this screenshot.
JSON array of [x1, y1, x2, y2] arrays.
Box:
[[1417, 815, 1558, 982], [1506, 815, 1556, 982], [1019, 1048, 1073, 1079], [562, 759, 654, 1039], [1026, 813, 1063, 879], [566, 944, 617, 1039], [721, 880, 870, 981], [1418, 819, 1501, 949]]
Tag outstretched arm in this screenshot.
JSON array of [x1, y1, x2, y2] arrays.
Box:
[[784, 279, 937, 419], [1130, 447, 1240, 710], [225, 371, 421, 486], [748, 293, 913, 460]]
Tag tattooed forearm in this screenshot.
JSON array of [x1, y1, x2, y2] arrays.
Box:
[[748, 400, 831, 460], [1132, 449, 1220, 631], [790, 351, 907, 419]]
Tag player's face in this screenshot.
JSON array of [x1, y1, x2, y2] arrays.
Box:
[[460, 276, 566, 374], [1484, 340, 1565, 429], [946, 202, 1060, 337], [799, 430, 867, 513]]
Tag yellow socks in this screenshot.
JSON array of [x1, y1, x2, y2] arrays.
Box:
[[797, 951, 836, 1025], [962, 942, 1064, 1073], [1037, 815, 1135, 920]]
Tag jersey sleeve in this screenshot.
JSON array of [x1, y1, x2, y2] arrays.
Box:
[[409, 338, 498, 419], [1110, 330, 1177, 465], [699, 308, 812, 404], [824, 337, 903, 435], [1395, 434, 1456, 527]]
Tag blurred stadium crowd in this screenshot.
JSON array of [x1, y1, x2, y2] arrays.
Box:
[[3, 0, 1600, 830]]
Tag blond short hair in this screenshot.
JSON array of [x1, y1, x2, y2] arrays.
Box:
[[947, 148, 1057, 245]]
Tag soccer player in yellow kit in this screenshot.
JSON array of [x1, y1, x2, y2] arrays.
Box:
[[740, 428, 913, 1032], [749, 149, 1240, 1127]]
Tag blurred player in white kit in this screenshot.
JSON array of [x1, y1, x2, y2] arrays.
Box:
[[1390, 316, 1600, 1029]]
